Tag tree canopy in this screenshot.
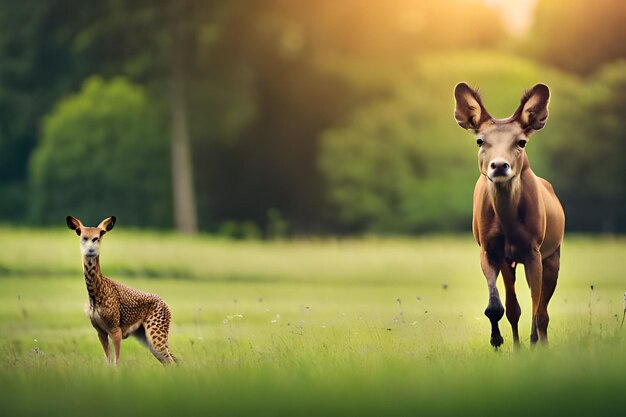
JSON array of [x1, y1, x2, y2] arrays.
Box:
[[0, 0, 624, 234], [30, 77, 171, 226]]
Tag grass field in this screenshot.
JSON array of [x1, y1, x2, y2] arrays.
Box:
[[0, 227, 624, 416]]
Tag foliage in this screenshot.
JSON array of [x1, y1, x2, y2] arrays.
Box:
[[217, 220, 262, 240], [0, 0, 625, 233], [546, 61, 626, 231], [320, 51, 585, 232], [266, 208, 289, 239], [0, 0, 509, 232], [0, 1, 78, 220], [29, 76, 171, 227]]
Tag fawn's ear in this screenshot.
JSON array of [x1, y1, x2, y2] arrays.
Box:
[[454, 82, 492, 132], [66, 216, 83, 236], [97, 216, 116, 233], [515, 84, 550, 133]]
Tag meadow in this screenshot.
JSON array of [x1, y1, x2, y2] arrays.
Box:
[[0, 227, 624, 417]]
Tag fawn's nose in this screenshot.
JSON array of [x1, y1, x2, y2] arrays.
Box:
[[489, 159, 510, 177]]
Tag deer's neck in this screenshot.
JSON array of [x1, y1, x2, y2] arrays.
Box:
[[491, 176, 521, 227], [83, 256, 104, 306], [489, 155, 530, 234]]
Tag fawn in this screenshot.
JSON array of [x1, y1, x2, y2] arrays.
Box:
[[453, 83, 565, 347], [66, 216, 176, 365]]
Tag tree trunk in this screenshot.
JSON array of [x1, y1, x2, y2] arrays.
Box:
[[169, 24, 198, 234]]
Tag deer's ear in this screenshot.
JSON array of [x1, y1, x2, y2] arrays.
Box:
[[454, 82, 491, 132], [66, 216, 83, 236], [515, 84, 550, 132], [97, 216, 116, 232]]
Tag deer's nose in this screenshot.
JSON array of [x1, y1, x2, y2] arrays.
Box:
[[489, 159, 510, 177], [490, 161, 510, 170]]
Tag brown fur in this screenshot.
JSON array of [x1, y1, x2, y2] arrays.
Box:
[[454, 83, 565, 347], [67, 216, 176, 365]]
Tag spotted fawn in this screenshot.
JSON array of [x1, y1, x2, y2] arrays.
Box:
[[66, 216, 176, 365]]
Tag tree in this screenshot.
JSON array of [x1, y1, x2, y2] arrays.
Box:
[[194, 0, 508, 232], [9, 0, 235, 233], [81, 0, 242, 234], [30, 77, 171, 226], [0, 0, 86, 221], [546, 61, 626, 232], [167, 2, 198, 234], [319, 51, 582, 233]]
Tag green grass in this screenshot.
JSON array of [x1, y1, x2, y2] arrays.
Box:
[[0, 228, 624, 416]]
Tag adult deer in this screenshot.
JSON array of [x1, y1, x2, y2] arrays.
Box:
[[453, 83, 565, 348]]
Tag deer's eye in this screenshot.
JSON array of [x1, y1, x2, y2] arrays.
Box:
[[92, 237, 99, 243], [476, 138, 485, 147], [82, 237, 88, 242], [518, 139, 527, 148]]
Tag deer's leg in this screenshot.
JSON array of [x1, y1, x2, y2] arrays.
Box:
[[110, 327, 122, 366], [481, 250, 504, 348], [144, 303, 176, 365], [537, 247, 560, 343], [96, 330, 110, 364], [501, 261, 521, 347], [524, 249, 544, 344]]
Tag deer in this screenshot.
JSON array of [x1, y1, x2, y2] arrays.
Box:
[[453, 83, 565, 348], [66, 216, 177, 365]]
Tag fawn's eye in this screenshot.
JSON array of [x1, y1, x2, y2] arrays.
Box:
[[82, 237, 88, 242], [476, 138, 485, 147], [518, 139, 527, 148], [92, 237, 98, 243]]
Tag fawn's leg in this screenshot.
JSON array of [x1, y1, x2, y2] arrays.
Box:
[[144, 303, 176, 364], [97, 330, 110, 364], [110, 327, 122, 366]]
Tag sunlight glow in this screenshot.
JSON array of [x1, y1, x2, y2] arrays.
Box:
[[484, 0, 538, 35]]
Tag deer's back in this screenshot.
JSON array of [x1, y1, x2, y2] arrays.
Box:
[[90, 276, 163, 333]]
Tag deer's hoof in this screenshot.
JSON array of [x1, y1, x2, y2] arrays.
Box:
[[490, 333, 504, 348]]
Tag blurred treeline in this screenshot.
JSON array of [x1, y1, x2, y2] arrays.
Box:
[[1, 0, 624, 236]]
